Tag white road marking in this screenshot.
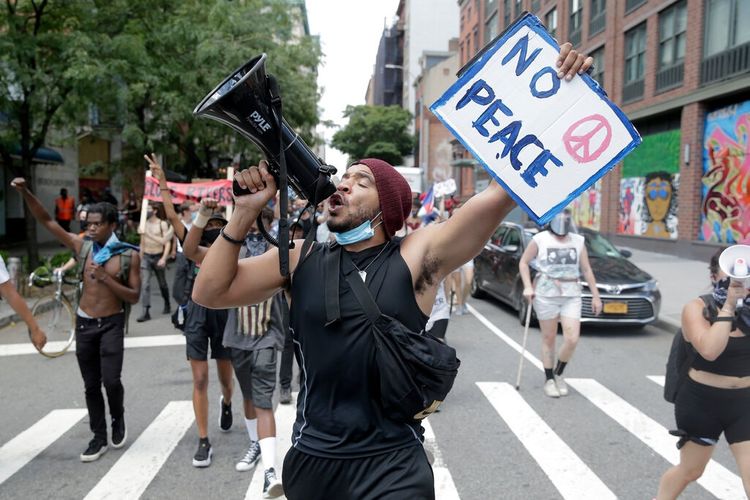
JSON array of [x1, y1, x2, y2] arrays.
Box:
[[0, 409, 87, 485], [466, 304, 543, 371], [0, 334, 186, 357], [647, 375, 665, 386], [477, 382, 615, 500], [84, 401, 194, 500], [422, 418, 461, 500], [568, 378, 745, 500]]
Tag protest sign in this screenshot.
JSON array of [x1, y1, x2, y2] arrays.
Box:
[[142, 176, 234, 206], [434, 178, 457, 198], [430, 13, 641, 224]]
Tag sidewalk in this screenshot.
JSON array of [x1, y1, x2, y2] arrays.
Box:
[[625, 247, 712, 333]]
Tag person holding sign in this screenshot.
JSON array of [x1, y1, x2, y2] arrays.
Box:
[[193, 41, 590, 498], [519, 210, 602, 398]]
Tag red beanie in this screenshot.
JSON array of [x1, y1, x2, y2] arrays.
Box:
[[354, 158, 412, 238]]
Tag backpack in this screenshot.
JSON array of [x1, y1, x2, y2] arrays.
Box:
[[663, 294, 717, 403], [76, 239, 133, 334]]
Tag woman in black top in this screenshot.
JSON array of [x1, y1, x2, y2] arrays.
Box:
[[656, 249, 750, 499]]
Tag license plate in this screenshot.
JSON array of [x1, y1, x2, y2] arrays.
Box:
[[603, 302, 628, 314]]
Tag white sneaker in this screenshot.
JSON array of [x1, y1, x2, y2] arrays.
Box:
[[236, 441, 261, 472], [555, 376, 568, 396], [544, 379, 560, 398], [263, 467, 284, 498]]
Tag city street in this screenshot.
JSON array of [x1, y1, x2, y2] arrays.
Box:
[[0, 295, 743, 499]]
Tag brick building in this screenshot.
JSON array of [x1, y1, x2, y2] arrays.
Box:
[[456, 0, 749, 259]]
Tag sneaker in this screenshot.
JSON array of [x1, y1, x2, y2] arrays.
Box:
[[555, 375, 569, 397], [461, 304, 470, 315], [279, 387, 292, 405], [219, 396, 232, 432], [192, 438, 212, 468], [136, 309, 151, 322], [544, 379, 561, 398], [235, 440, 261, 472], [262, 467, 284, 499], [454, 305, 465, 316], [111, 417, 127, 449], [80, 438, 108, 462]]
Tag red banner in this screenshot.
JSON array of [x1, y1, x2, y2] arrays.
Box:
[[143, 177, 234, 206]]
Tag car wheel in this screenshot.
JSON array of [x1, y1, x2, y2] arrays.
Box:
[[518, 300, 537, 327], [470, 273, 486, 299]]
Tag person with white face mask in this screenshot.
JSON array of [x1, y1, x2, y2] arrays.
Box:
[[519, 210, 602, 398]]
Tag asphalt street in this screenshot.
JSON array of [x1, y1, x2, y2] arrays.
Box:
[[0, 294, 743, 499]]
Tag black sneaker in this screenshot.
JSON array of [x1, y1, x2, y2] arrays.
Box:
[[136, 309, 151, 322], [262, 467, 284, 499], [279, 387, 292, 405], [111, 417, 127, 449], [192, 438, 212, 468], [219, 396, 232, 432], [80, 438, 108, 462]]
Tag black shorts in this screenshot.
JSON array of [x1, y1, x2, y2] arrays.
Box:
[[675, 377, 750, 445], [184, 301, 230, 361], [231, 347, 277, 409], [282, 445, 434, 500]]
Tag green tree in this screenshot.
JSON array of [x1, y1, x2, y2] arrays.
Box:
[[331, 105, 414, 165], [0, 0, 141, 266]]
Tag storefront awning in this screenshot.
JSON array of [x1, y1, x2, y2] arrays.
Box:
[[11, 145, 64, 164]]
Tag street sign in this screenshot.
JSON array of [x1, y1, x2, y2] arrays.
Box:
[[430, 13, 641, 224]]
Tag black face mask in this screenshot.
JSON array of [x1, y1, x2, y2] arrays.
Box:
[[201, 228, 222, 247]]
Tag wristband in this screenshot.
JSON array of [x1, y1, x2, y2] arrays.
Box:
[[220, 227, 244, 245], [715, 316, 734, 323], [193, 212, 209, 229]]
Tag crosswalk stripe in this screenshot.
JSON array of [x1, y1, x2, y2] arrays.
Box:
[[422, 419, 460, 500], [466, 304, 542, 371], [647, 375, 665, 386], [0, 409, 87, 486], [568, 378, 745, 499], [245, 394, 298, 500], [84, 401, 194, 500], [0, 334, 186, 357], [477, 382, 615, 500]]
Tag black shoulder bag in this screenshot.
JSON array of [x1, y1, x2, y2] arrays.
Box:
[[334, 247, 460, 422]]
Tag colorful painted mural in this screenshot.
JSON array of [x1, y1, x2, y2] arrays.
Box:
[[617, 129, 681, 239], [568, 181, 601, 230], [700, 100, 750, 244]]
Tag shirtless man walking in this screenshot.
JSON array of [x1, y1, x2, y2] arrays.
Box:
[[12, 178, 141, 462]]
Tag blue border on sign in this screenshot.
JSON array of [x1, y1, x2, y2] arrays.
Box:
[[430, 12, 641, 225]]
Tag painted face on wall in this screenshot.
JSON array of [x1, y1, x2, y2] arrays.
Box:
[[645, 177, 672, 222]]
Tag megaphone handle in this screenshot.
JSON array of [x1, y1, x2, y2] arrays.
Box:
[[233, 179, 252, 197]]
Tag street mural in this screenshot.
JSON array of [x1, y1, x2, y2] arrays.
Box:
[[700, 100, 750, 244], [568, 181, 601, 230], [617, 129, 680, 239]]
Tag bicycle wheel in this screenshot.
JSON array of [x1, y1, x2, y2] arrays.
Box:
[[31, 296, 75, 358]]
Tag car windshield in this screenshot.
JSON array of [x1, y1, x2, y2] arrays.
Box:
[[584, 231, 624, 258]]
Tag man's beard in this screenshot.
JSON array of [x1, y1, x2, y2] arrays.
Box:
[[328, 206, 379, 233]]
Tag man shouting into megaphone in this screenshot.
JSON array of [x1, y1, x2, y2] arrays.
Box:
[[192, 44, 592, 500]]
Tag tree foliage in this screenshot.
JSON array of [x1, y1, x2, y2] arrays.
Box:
[[331, 105, 414, 165], [0, 0, 321, 265]]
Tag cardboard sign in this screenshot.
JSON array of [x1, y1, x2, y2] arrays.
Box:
[[434, 179, 457, 198], [430, 13, 641, 224]]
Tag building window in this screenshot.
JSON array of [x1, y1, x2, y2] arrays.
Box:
[[569, 0, 583, 45], [485, 12, 499, 43], [705, 0, 750, 57], [545, 8, 557, 38], [659, 1, 687, 68], [624, 23, 647, 101], [625, 0, 646, 13], [515, 0, 522, 18], [531, 0, 540, 12], [589, 0, 606, 37], [486, 0, 498, 16], [590, 46, 605, 86], [504, 0, 511, 27], [474, 28, 480, 53]]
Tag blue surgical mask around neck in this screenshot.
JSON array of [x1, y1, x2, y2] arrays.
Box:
[[333, 212, 383, 246]]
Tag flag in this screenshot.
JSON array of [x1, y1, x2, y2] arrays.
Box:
[[417, 185, 434, 217]]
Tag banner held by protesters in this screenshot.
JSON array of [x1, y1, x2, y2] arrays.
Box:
[[431, 12, 641, 225]]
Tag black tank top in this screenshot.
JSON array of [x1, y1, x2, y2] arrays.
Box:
[[289, 239, 428, 458], [692, 295, 750, 377]]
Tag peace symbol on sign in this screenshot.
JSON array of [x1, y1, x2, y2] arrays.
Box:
[[562, 114, 612, 163]]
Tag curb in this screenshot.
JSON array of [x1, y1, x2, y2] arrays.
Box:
[[0, 297, 59, 330]]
